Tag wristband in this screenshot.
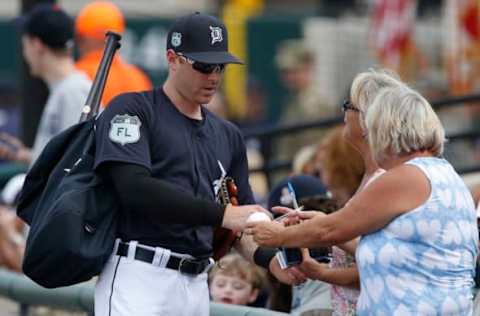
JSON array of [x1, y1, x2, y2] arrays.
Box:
[[253, 246, 277, 269]]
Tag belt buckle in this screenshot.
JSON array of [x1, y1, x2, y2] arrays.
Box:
[[178, 258, 187, 273]]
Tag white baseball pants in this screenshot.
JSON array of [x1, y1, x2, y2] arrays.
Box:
[[94, 240, 210, 316]]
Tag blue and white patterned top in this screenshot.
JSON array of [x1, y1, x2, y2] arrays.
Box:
[[356, 157, 478, 316]]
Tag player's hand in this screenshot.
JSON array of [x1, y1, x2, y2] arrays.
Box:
[[245, 220, 285, 247], [269, 256, 306, 285], [221, 204, 269, 231], [298, 248, 328, 280]]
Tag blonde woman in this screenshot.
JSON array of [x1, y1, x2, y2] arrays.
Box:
[[247, 86, 478, 315], [299, 70, 403, 316]]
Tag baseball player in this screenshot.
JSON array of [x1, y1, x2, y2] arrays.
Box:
[[93, 13, 304, 316]]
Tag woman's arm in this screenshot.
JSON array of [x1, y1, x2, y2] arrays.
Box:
[[336, 239, 358, 255], [299, 248, 359, 288], [248, 164, 430, 248], [307, 265, 359, 289]]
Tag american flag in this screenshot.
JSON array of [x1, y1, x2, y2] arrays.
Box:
[[369, 0, 417, 70], [444, 0, 480, 94]]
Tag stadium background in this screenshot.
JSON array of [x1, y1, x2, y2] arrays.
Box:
[[0, 0, 479, 314]]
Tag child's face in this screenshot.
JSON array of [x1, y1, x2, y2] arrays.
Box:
[[209, 273, 259, 306]]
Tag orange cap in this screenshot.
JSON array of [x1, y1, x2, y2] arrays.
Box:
[[75, 1, 125, 40]]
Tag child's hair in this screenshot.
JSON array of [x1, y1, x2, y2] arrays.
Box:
[[320, 126, 365, 203], [209, 253, 266, 290]]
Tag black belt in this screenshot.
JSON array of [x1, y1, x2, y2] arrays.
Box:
[[116, 242, 211, 275]]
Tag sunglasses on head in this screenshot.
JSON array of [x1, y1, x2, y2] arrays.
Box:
[[176, 52, 225, 75], [342, 100, 361, 112]]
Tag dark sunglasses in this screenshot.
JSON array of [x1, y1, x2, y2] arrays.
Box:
[[177, 53, 225, 75], [342, 100, 361, 112]]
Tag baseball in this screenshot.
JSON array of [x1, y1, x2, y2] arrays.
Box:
[[246, 212, 271, 223]]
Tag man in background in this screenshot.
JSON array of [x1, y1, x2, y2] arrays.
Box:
[[0, 3, 91, 274], [273, 40, 335, 164], [0, 4, 91, 166], [276, 40, 335, 124], [75, 1, 152, 107]]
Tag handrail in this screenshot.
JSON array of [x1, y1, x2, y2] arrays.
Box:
[[244, 94, 480, 179], [248, 129, 480, 175], [243, 94, 480, 140], [0, 269, 288, 316]]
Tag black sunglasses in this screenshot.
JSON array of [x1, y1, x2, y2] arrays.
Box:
[[342, 100, 361, 112], [177, 53, 225, 75]]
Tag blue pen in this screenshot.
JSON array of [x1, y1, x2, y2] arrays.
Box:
[[287, 182, 299, 210]]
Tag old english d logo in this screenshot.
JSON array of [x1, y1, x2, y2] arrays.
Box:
[[210, 26, 223, 45], [109, 114, 141, 145]]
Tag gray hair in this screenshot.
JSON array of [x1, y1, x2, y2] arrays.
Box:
[[350, 69, 404, 130], [365, 86, 446, 162]]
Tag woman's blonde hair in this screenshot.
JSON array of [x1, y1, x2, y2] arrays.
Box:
[[350, 69, 404, 130], [365, 86, 446, 162]]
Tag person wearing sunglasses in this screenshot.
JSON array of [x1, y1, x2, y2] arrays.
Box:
[[92, 12, 305, 316], [247, 82, 478, 315], [341, 100, 361, 113]]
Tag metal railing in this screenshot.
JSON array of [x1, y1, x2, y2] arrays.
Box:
[[0, 269, 288, 316], [243, 94, 480, 183]]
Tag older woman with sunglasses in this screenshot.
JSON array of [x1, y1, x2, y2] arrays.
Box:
[[307, 70, 404, 316], [294, 70, 403, 316], [247, 85, 478, 315]]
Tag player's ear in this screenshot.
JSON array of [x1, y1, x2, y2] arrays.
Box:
[[166, 49, 178, 71]]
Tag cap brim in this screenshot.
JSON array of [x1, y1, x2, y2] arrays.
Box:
[[184, 51, 243, 64]]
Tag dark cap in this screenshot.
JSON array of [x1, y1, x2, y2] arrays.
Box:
[[268, 175, 329, 209], [167, 12, 242, 64], [18, 4, 74, 50]]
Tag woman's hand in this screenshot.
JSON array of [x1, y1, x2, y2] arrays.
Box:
[[271, 206, 321, 227], [269, 257, 307, 285], [244, 220, 286, 247], [298, 248, 329, 280]]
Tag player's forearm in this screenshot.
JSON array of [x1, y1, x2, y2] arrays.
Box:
[[99, 162, 225, 226]]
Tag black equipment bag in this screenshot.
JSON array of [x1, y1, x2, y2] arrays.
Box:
[[17, 119, 118, 288], [16, 32, 122, 288]]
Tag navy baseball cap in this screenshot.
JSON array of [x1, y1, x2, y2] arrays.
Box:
[[268, 175, 329, 209], [167, 12, 242, 64], [17, 3, 74, 50]]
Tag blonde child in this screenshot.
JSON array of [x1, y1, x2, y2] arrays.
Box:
[[209, 253, 266, 306]]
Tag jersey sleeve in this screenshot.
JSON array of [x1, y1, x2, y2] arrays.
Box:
[[94, 92, 153, 171]]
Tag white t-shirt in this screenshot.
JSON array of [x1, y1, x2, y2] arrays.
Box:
[[31, 71, 91, 163]]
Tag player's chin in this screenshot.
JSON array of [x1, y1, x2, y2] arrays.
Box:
[[197, 93, 216, 105]]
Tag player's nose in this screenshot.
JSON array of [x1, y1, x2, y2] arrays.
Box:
[[206, 71, 222, 82]]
